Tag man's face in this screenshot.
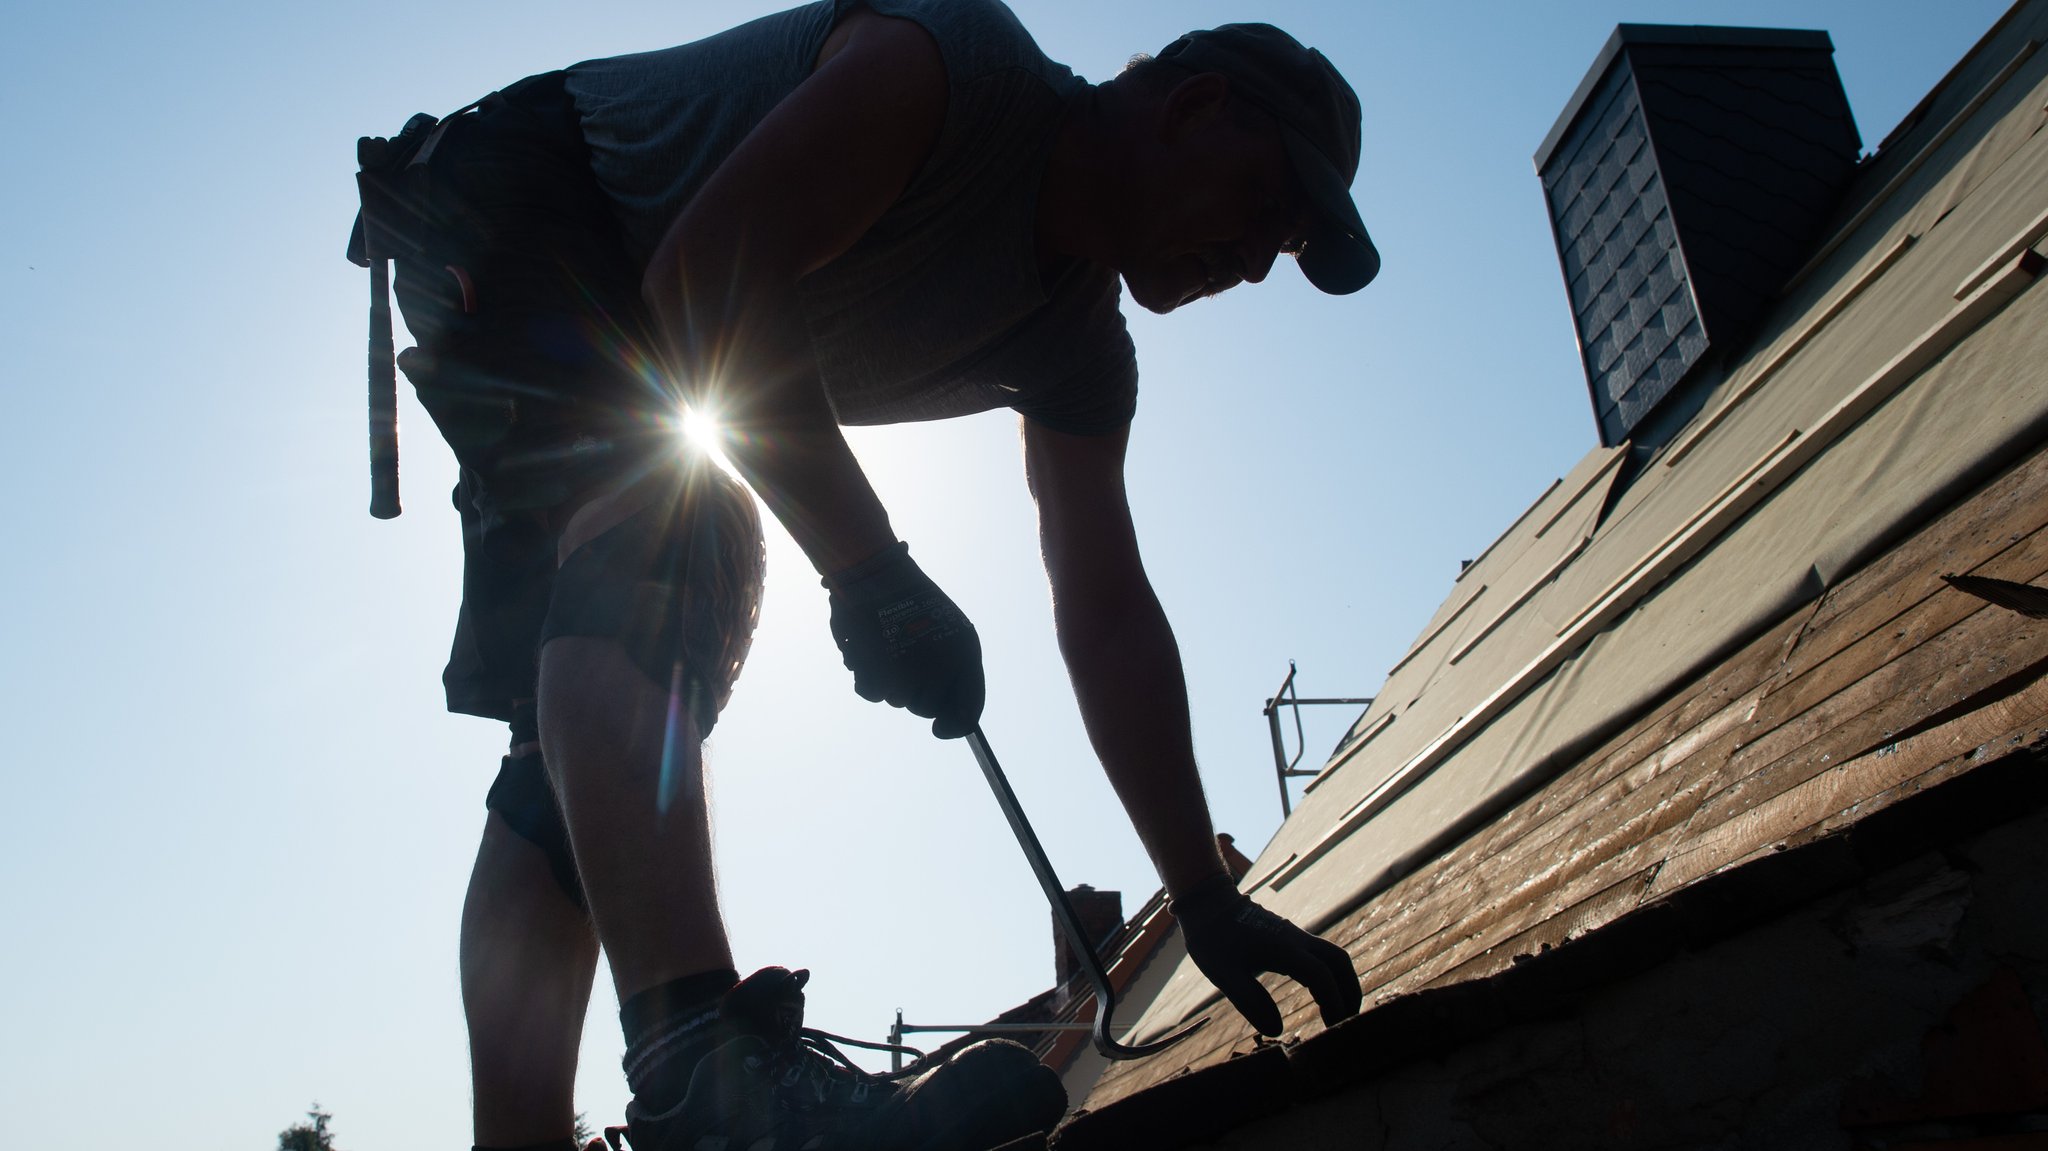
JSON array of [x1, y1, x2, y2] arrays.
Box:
[[1114, 80, 1314, 315]]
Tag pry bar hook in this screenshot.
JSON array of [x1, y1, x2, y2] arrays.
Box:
[[965, 727, 1207, 1060]]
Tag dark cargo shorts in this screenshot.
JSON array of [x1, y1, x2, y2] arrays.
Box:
[[386, 71, 765, 895], [393, 69, 663, 726]]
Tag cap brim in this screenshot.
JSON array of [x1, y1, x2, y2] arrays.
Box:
[[1280, 127, 1379, 294], [1299, 227, 1380, 295]]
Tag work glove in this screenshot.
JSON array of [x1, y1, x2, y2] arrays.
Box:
[[824, 541, 985, 739], [1172, 874, 1362, 1037]]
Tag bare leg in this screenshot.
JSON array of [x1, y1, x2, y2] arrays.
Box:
[[538, 482, 736, 1002], [540, 637, 734, 997], [461, 809, 601, 1146]]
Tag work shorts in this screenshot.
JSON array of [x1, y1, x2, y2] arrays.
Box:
[[384, 72, 765, 870], [391, 69, 669, 725]]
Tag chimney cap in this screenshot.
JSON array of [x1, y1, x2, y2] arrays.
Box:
[[1534, 24, 1835, 172]]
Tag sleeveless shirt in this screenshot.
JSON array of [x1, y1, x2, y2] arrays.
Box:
[[563, 0, 1139, 435]]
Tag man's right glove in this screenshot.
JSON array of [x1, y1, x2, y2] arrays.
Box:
[[1172, 874, 1363, 1037], [824, 541, 985, 739]]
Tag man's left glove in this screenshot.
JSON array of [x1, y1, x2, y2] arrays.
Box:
[[1172, 875, 1362, 1037], [824, 540, 985, 739]]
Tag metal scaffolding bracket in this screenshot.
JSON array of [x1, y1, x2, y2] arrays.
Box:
[[1264, 660, 1373, 818]]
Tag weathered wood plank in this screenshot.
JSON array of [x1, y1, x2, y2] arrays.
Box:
[[1437, 615, 1805, 876], [1351, 771, 1714, 1003], [1662, 528, 2048, 844], [1262, 616, 1810, 1043], [1683, 593, 2048, 843], [1347, 764, 1698, 973], [1328, 616, 1814, 992], [1778, 445, 2048, 681], [1323, 616, 1804, 985], [1368, 562, 2048, 1017], [1377, 663, 2048, 1010], [1425, 676, 2048, 1003], [1769, 522, 2048, 724], [1421, 868, 1660, 993], [1651, 671, 2048, 894], [1804, 706, 2048, 846], [1351, 662, 2047, 1039]]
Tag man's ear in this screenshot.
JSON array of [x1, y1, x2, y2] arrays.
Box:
[[1156, 71, 1232, 144]]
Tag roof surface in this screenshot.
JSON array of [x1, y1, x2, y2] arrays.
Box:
[[1085, 0, 2048, 1110]]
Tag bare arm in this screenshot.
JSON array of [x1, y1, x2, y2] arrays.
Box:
[[1024, 418, 1231, 896], [1026, 417, 1363, 1032], [640, 10, 947, 574]]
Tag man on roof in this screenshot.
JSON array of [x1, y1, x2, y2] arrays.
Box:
[[363, 2, 1374, 1148]]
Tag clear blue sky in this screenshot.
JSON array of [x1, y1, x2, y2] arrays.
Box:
[[0, 0, 2010, 1146]]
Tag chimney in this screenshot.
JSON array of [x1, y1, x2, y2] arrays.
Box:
[[1535, 25, 1861, 446], [1217, 833, 1254, 882], [1055, 885, 1124, 987]]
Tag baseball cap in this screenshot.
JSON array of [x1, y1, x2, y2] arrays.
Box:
[[1156, 23, 1380, 294]]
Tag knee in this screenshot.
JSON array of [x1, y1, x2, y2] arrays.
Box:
[[538, 464, 766, 737]]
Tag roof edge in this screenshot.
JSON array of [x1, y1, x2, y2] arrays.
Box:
[[1869, 0, 2033, 156], [1063, 740, 2048, 1144]]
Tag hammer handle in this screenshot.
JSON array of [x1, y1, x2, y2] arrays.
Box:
[[368, 259, 401, 519]]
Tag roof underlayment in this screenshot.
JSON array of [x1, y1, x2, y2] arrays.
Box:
[[1122, 0, 2048, 1047]]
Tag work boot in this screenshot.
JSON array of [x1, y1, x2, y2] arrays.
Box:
[[618, 967, 1065, 1151], [893, 1039, 1067, 1151]]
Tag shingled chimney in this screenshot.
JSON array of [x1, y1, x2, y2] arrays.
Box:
[[1535, 25, 1861, 446]]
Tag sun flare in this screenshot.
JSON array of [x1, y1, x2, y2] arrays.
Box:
[[678, 403, 741, 475], [681, 405, 721, 450]]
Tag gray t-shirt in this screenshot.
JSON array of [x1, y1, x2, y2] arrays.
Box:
[[564, 0, 1138, 435]]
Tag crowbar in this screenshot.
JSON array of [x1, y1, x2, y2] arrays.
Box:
[[965, 726, 1208, 1060]]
